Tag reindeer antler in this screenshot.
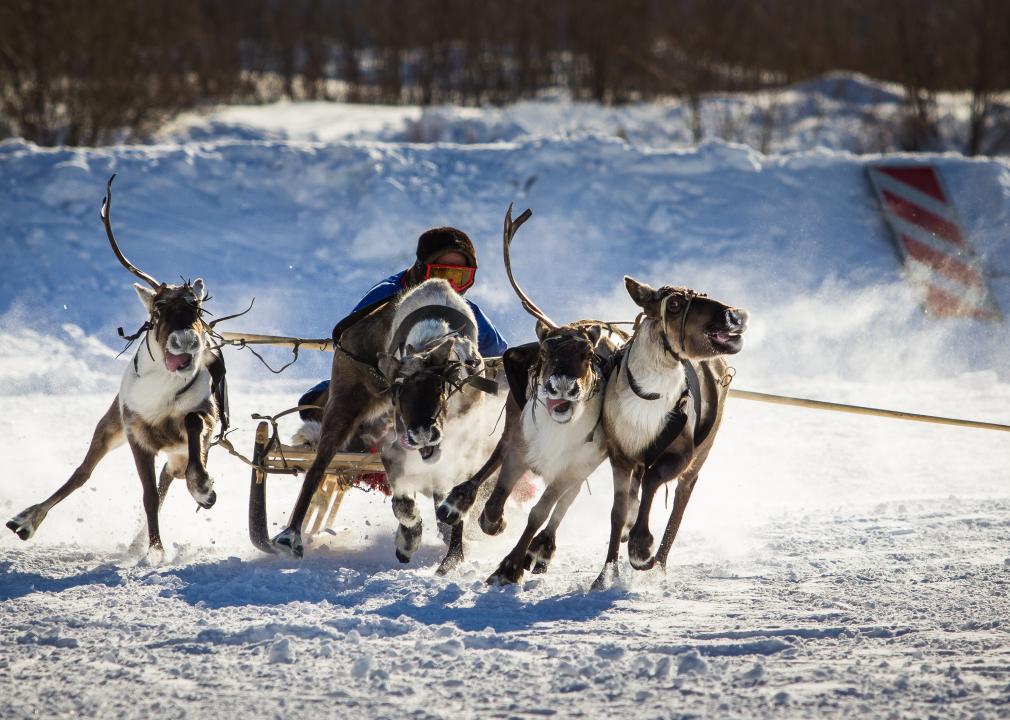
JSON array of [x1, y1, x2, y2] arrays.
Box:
[[101, 175, 161, 289], [503, 203, 558, 330]]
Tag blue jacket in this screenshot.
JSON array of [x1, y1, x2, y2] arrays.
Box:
[[354, 271, 508, 357]]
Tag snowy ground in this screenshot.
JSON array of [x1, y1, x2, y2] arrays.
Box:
[[2, 88, 1010, 718]]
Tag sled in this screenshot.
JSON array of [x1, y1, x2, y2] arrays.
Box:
[[246, 419, 389, 553]]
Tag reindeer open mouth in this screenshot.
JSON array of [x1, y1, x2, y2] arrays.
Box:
[[546, 398, 574, 422], [165, 351, 193, 373], [399, 433, 442, 463], [706, 329, 744, 354]]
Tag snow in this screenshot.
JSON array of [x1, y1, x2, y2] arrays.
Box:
[[2, 82, 1010, 718]]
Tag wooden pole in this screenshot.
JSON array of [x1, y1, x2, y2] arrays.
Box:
[[219, 331, 333, 352], [729, 388, 1010, 434], [219, 330, 1006, 435]]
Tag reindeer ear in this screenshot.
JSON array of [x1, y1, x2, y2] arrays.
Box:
[[535, 320, 551, 342], [134, 283, 156, 313], [584, 324, 603, 346], [427, 336, 456, 365], [191, 278, 206, 301], [624, 276, 661, 316], [377, 352, 401, 381]]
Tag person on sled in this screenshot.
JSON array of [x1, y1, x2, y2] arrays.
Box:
[[296, 225, 508, 435]]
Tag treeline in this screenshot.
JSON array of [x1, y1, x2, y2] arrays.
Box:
[[2, 0, 1008, 151]]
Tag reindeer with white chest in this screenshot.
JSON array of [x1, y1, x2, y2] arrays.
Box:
[[437, 207, 622, 584], [6, 177, 226, 555], [373, 278, 503, 573], [592, 277, 748, 589]]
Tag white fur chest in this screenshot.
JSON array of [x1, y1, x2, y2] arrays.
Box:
[[604, 342, 687, 456], [119, 353, 211, 423], [521, 392, 607, 484], [393, 394, 499, 496]]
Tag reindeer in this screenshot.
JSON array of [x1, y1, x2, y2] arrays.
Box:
[[592, 277, 748, 590], [274, 276, 501, 573], [6, 176, 227, 556], [436, 207, 623, 585]]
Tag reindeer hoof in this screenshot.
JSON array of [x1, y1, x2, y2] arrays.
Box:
[[435, 550, 463, 576], [271, 527, 303, 558], [196, 489, 217, 510], [628, 533, 655, 570], [486, 558, 523, 586], [7, 506, 45, 541], [435, 497, 465, 526], [395, 522, 422, 563], [438, 485, 475, 526], [591, 562, 619, 591], [478, 510, 506, 537], [526, 533, 557, 575]]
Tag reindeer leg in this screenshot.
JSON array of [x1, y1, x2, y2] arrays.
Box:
[[478, 451, 526, 536], [157, 463, 176, 504], [488, 480, 565, 586], [184, 411, 216, 509], [129, 462, 180, 554], [526, 480, 581, 574], [432, 492, 453, 545], [628, 474, 662, 571], [436, 439, 504, 526], [272, 385, 375, 558], [127, 438, 163, 555], [653, 473, 700, 569], [7, 398, 123, 541], [591, 459, 634, 591], [435, 522, 464, 576], [630, 454, 689, 570], [622, 467, 644, 542], [391, 495, 422, 563]]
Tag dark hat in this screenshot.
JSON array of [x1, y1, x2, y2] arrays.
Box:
[[416, 227, 477, 267]]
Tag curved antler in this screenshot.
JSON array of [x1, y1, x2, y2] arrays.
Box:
[[502, 203, 558, 331], [101, 175, 160, 289]]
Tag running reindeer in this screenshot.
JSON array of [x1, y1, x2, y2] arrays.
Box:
[[275, 277, 502, 573], [437, 206, 623, 585], [6, 176, 228, 555], [592, 277, 748, 590]]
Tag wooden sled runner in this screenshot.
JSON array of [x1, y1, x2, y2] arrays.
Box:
[[247, 419, 388, 553]]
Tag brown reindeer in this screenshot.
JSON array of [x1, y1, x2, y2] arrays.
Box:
[[437, 207, 623, 585], [6, 177, 226, 556], [592, 277, 748, 590]]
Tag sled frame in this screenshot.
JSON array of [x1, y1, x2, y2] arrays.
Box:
[[248, 420, 385, 553]]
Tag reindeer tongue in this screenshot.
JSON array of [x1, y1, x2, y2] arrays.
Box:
[[547, 399, 571, 414], [165, 351, 192, 372]]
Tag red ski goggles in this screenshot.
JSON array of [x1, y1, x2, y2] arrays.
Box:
[[424, 263, 476, 293]]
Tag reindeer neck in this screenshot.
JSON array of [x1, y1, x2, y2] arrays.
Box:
[[123, 332, 210, 418], [624, 324, 687, 404]]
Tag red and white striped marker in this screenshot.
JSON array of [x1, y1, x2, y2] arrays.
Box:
[[867, 164, 1001, 320]]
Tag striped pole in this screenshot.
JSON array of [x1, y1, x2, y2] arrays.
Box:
[[867, 163, 1001, 320]]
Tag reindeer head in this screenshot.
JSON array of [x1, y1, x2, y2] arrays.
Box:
[[625, 276, 748, 360], [530, 321, 605, 424], [102, 175, 211, 376], [378, 336, 478, 464], [133, 280, 209, 374]]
